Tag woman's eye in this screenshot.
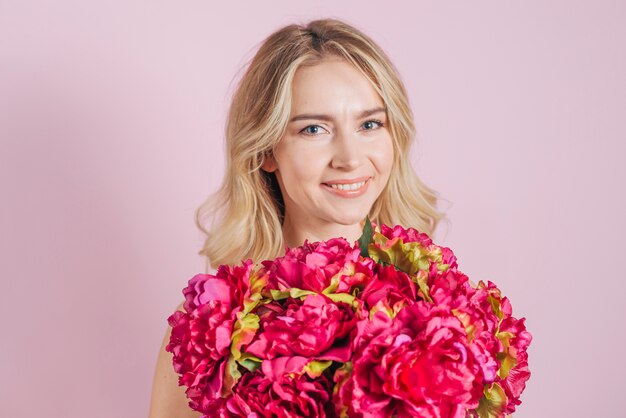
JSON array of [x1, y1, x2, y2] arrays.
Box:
[[300, 125, 327, 136], [361, 119, 384, 131]]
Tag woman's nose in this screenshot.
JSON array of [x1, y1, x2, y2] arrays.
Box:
[[330, 128, 363, 170]]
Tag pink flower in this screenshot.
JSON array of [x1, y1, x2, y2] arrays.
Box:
[[377, 223, 434, 247], [167, 304, 233, 413], [467, 281, 532, 415], [246, 293, 359, 362], [262, 238, 362, 293], [430, 272, 501, 351], [367, 223, 459, 280], [220, 357, 334, 417], [183, 260, 254, 312], [430, 270, 510, 384], [375, 223, 458, 271], [498, 315, 532, 414], [166, 260, 256, 413], [428, 269, 470, 302], [166, 223, 532, 417], [375, 223, 457, 269], [338, 303, 495, 417], [359, 264, 417, 313]]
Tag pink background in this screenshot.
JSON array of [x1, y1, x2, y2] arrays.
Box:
[[1, 1, 624, 417]]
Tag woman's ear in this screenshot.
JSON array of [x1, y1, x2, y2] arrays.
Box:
[[261, 154, 278, 173]]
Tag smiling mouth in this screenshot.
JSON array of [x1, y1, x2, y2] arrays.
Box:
[[321, 178, 371, 197], [324, 180, 368, 191]]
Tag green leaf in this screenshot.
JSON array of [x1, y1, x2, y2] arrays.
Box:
[[489, 295, 502, 319], [304, 360, 333, 378], [222, 355, 241, 397], [230, 313, 260, 359], [475, 383, 507, 417], [333, 362, 354, 417], [239, 356, 262, 373], [496, 351, 517, 379], [414, 270, 432, 302], [325, 292, 355, 304], [270, 288, 317, 301], [269, 289, 290, 300], [496, 331, 517, 379], [358, 215, 373, 257], [289, 287, 317, 299], [243, 270, 269, 314]]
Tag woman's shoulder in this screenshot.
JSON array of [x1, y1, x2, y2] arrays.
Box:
[[148, 300, 201, 418]]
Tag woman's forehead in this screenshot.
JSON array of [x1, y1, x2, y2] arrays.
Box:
[[289, 60, 385, 118]]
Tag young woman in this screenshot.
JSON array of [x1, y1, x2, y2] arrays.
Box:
[[148, 18, 444, 417]]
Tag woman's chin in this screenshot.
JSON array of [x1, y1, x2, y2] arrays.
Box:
[[328, 212, 370, 228]]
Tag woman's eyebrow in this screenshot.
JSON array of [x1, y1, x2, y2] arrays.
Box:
[[289, 106, 386, 123]]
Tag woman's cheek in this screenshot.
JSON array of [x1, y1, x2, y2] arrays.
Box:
[[295, 144, 331, 179], [280, 148, 319, 187], [371, 136, 394, 175]]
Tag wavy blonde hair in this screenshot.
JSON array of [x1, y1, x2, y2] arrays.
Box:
[[196, 18, 445, 271]]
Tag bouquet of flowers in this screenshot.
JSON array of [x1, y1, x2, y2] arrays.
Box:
[[166, 220, 531, 417]]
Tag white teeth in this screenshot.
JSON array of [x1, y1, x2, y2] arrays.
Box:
[[328, 180, 366, 191]]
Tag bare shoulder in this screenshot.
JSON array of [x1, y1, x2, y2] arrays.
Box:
[[148, 302, 201, 418]]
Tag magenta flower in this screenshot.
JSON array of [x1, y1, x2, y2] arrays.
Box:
[[499, 316, 532, 414], [246, 293, 359, 362], [478, 281, 532, 414], [377, 222, 434, 247], [359, 264, 417, 313], [262, 238, 362, 293], [338, 303, 495, 417], [220, 357, 334, 417], [182, 260, 255, 312], [167, 304, 233, 412], [167, 222, 532, 417], [166, 260, 256, 413]]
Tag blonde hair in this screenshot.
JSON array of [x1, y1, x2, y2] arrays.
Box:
[[195, 18, 446, 271]]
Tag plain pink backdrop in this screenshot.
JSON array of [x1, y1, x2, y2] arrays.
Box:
[[1, 1, 624, 417]]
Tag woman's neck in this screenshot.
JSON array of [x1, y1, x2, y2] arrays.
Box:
[[281, 215, 366, 250]]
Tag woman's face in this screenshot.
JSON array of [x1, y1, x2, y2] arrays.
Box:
[[262, 57, 394, 235]]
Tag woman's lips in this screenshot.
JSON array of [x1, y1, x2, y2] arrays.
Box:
[[321, 177, 371, 198], [322, 176, 371, 185]]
